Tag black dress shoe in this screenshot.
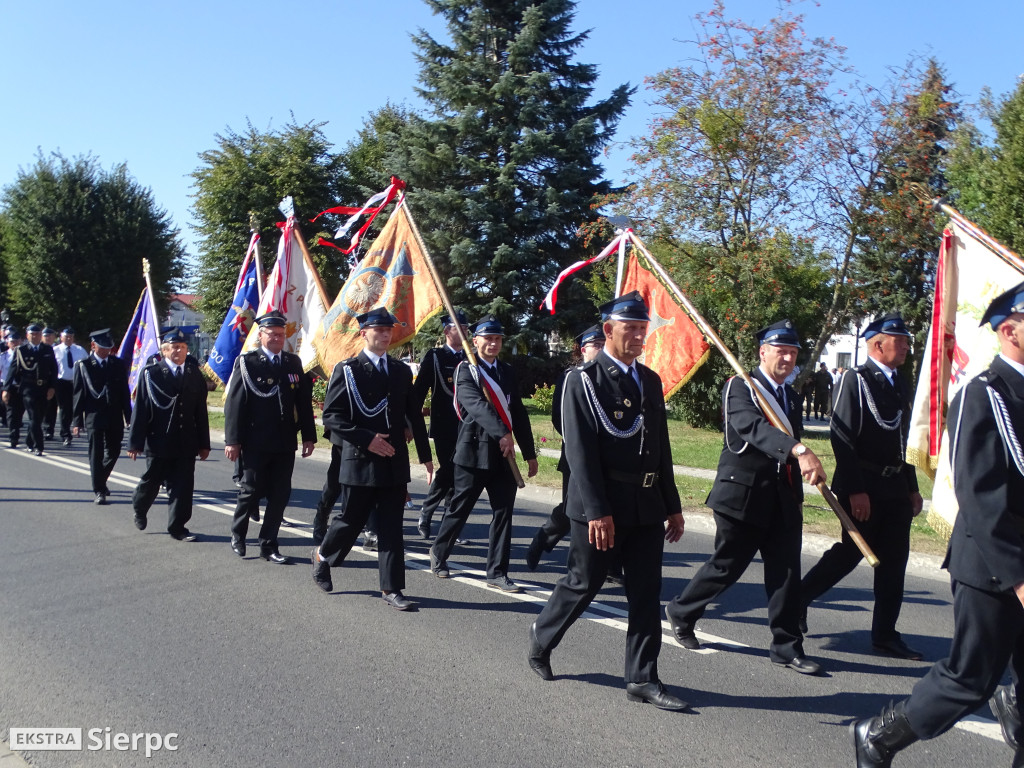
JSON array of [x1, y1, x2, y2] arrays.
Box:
[[605, 572, 625, 586], [62, 439, 71, 447], [94, 493, 108, 505], [528, 623, 553, 681], [872, 637, 923, 661], [231, 536, 246, 557], [429, 549, 449, 579], [991, 685, 1021, 749], [249, 508, 260, 522], [525, 533, 543, 571], [169, 530, 198, 542], [312, 548, 332, 592], [260, 549, 288, 564], [362, 533, 378, 551], [417, 518, 431, 540], [382, 591, 417, 611], [35, 450, 43, 456], [773, 655, 822, 676], [134, 514, 147, 531], [666, 608, 700, 650], [625, 681, 688, 711], [485, 575, 522, 593]]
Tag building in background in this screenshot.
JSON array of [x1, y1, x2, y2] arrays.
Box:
[[165, 294, 211, 360]]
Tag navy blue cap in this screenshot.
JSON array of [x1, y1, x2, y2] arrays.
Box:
[[863, 312, 912, 340], [7, 329, 22, 341], [256, 310, 287, 329], [61, 326, 75, 335], [472, 315, 504, 337], [980, 281, 1024, 330], [161, 328, 189, 344], [42, 327, 56, 336], [441, 309, 469, 327], [356, 307, 396, 329], [89, 329, 114, 349], [757, 319, 801, 348], [576, 325, 606, 346], [26, 323, 43, 333], [598, 291, 650, 322]]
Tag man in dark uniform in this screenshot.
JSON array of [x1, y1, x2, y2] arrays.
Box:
[[664, 320, 826, 675], [812, 362, 834, 420], [428, 314, 538, 593], [42, 327, 59, 438], [527, 292, 687, 710], [525, 324, 609, 571], [800, 312, 924, 659], [73, 329, 132, 504], [224, 311, 316, 564], [127, 328, 211, 540], [1, 330, 23, 437], [850, 283, 1024, 767], [311, 308, 433, 610], [55, 327, 88, 446], [1, 323, 57, 455], [413, 309, 469, 539]]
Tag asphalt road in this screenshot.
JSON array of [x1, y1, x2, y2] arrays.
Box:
[[0, 430, 1012, 767]]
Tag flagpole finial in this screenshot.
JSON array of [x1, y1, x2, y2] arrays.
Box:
[[142, 257, 151, 276], [279, 196, 295, 219]]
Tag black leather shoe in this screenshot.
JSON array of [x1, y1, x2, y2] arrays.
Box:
[[134, 515, 147, 531], [625, 681, 688, 711], [528, 623, 553, 681], [382, 591, 416, 611], [62, 439, 72, 447], [260, 549, 288, 564], [362, 532, 378, 551], [170, 530, 198, 542], [312, 548, 332, 592], [429, 549, 449, 578], [990, 684, 1021, 749], [94, 493, 108, 505], [417, 517, 431, 540], [249, 508, 260, 522], [872, 637, 923, 661], [486, 575, 522, 593], [773, 655, 822, 676], [231, 536, 246, 557], [605, 571, 625, 586], [666, 607, 700, 650], [525, 531, 544, 571]]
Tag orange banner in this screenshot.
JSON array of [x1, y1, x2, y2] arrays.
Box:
[[621, 250, 710, 399], [311, 203, 443, 373]]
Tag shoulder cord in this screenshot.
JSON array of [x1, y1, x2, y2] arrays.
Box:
[[142, 368, 179, 434], [577, 368, 644, 454], [15, 347, 38, 373], [432, 352, 455, 398], [857, 372, 902, 432], [79, 363, 107, 399], [987, 386, 1024, 477], [722, 376, 749, 456], [239, 355, 283, 417], [343, 363, 389, 427]]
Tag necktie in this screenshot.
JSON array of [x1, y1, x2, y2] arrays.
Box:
[[776, 385, 787, 412], [272, 355, 280, 368], [377, 359, 387, 376], [632, 367, 642, 391], [66, 349, 73, 368], [174, 366, 182, 380], [890, 371, 898, 389]]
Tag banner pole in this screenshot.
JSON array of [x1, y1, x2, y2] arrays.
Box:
[[142, 258, 161, 332], [626, 231, 879, 567]]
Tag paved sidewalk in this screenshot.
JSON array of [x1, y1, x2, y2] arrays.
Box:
[[0, 742, 31, 767]]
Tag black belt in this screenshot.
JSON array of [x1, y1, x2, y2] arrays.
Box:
[[859, 459, 904, 478], [608, 469, 659, 487]]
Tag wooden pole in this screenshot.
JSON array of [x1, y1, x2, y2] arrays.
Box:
[[626, 232, 879, 567], [142, 258, 162, 332], [248, 214, 265, 299], [401, 201, 526, 489]]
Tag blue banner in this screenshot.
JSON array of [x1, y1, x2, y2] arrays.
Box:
[[117, 288, 160, 397], [204, 260, 260, 386]]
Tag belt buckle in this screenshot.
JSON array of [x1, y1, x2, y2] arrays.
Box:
[[642, 472, 656, 488]]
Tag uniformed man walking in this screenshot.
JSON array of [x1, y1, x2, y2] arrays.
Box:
[[850, 284, 1024, 767], [1, 323, 57, 455], [55, 327, 89, 446], [311, 308, 433, 610], [412, 309, 469, 539], [429, 314, 538, 593], [0, 330, 21, 431], [665, 320, 826, 675], [800, 312, 924, 659], [42, 327, 59, 439], [127, 328, 211, 540], [73, 329, 132, 504], [528, 292, 687, 710], [225, 311, 316, 564]]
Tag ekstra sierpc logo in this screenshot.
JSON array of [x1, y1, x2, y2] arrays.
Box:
[[9, 728, 179, 757]]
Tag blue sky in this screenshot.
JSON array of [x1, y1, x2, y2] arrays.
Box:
[[2, 0, 1020, 263]]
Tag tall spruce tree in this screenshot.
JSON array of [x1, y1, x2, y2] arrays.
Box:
[[393, 0, 631, 352]]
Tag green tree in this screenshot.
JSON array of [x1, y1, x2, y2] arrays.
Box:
[[392, 0, 631, 352], [948, 78, 1024, 252], [191, 119, 346, 332], [0, 152, 185, 335]]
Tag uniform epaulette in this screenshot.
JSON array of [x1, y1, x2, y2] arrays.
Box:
[[342, 357, 359, 367]]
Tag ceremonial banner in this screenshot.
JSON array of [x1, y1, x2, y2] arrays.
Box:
[[907, 219, 1024, 536], [117, 287, 159, 397], [621, 249, 711, 398], [204, 254, 260, 386], [311, 202, 443, 373], [240, 198, 330, 373]]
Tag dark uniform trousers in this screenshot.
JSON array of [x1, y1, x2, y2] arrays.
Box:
[[45, 386, 59, 437], [801, 491, 913, 642], [535, 517, 666, 683], [418, 432, 456, 521], [6, 391, 24, 445], [433, 460, 518, 579], [313, 443, 343, 545], [906, 581, 1024, 739], [231, 450, 296, 547], [535, 470, 572, 552], [320, 484, 407, 592], [132, 455, 197, 536], [87, 423, 123, 494], [22, 387, 48, 451], [55, 379, 74, 440]]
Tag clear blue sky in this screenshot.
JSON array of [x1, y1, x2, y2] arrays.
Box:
[[2, 0, 1020, 266]]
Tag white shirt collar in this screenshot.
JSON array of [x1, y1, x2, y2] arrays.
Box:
[[1000, 354, 1024, 379], [758, 364, 787, 388], [363, 348, 386, 367], [260, 346, 280, 362], [871, 357, 896, 383], [605, 352, 639, 378]]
